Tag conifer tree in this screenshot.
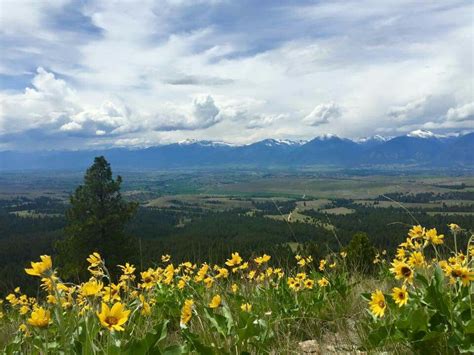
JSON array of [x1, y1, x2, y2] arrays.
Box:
[[57, 156, 138, 279]]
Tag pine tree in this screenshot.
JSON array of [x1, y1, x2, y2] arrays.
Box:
[[57, 156, 138, 279], [345, 232, 376, 274]]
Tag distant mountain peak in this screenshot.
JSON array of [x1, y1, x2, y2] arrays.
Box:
[[253, 139, 307, 147], [178, 139, 233, 147], [407, 129, 437, 139], [356, 135, 390, 143]]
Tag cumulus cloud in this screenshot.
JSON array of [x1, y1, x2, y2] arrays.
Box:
[[146, 95, 222, 131], [386, 95, 456, 127], [387, 97, 428, 122], [246, 114, 287, 129], [0, 68, 224, 146], [446, 102, 474, 122], [59, 101, 131, 136], [303, 102, 341, 126], [0, 1, 473, 149], [0, 67, 79, 135]]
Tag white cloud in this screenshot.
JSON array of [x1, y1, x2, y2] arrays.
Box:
[[303, 102, 341, 126], [0, 0, 473, 149], [0, 68, 224, 143], [0, 67, 79, 134], [192, 95, 220, 128], [446, 102, 474, 122], [387, 97, 428, 122], [246, 114, 287, 129]]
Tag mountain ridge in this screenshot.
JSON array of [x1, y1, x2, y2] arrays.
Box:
[[1, 131, 472, 170]]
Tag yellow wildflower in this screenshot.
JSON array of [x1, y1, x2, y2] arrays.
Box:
[[20, 305, 29, 315], [304, 279, 314, 289], [408, 225, 425, 239], [177, 279, 186, 290], [215, 267, 229, 279], [448, 265, 474, 287], [209, 295, 221, 309], [140, 269, 156, 289], [297, 258, 307, 267], [118, 263, 136, 282], [391, 285, 408, 307], [80, 280, 103, 297], [318, 277, 329, 287], [425, 228, 444, 245], [139, 295, 151, 316], [390, 259, 414, 283], [204, 277, 214, 288], [240, 303, 252, 312], [254, 254, 271, 265], [46, 295, 57, 305], [369, 290, 386, 318], [102, 283, 121, 302], [225, 252, 243, 267], [28, 307, 51, 328], [408, 251, 425, 268], [319, 259, 327, 271], [180, 299, 194, 327], [396, 248, 406, 260], [25, 255, 52, 277], [97, 302, 130, 331], [195, 264, 209, 282], [239, 262, 249, 270], [448, 223, 460, 232], [86, 252, 102, 267]]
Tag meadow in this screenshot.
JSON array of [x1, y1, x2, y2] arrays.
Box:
[[0, 224, 472, 354]]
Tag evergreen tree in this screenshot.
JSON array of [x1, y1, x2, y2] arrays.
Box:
[[56, 156, 138, 279], [345, 232, 376, 274]]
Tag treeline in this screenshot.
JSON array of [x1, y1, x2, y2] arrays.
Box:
[[1, 183, 473, 296], [376, 191, 474, 203], [301, 205, 473, 251]]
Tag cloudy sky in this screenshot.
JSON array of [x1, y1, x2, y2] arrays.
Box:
[[0, 0, 473, 150]]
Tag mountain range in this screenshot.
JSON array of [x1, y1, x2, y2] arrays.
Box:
[[1, 130, 472, 170]]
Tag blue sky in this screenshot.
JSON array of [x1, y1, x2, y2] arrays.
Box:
[[0, 0, 473, 150]]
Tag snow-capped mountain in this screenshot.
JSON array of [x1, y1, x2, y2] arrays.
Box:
[[1, 132, 472, 170], [252, 139, 307, 147], [177, 139, 234, 147], [356, 135, 389, 143], [407, 129, 439, 139]]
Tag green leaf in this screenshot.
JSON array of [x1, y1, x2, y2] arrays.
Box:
[[163, 345, 187, 355], [222, 305, 235, 334], [409, 308, 428, 332], [203, 308, 228, 336], [368, 326, 388, 347], [415, 273, 429, 287], [123, 320, 169, 354], [465, 320, 474, 335]]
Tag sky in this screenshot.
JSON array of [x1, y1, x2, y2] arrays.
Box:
[[0, 0, 473, 151]]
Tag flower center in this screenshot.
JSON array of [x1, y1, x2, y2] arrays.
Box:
[[398, 292, 405, 299], [105, 316, 118, 325], [401, 266, 412, 277], [378, 300, 385, 308], [451, 270, 462, 277]]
